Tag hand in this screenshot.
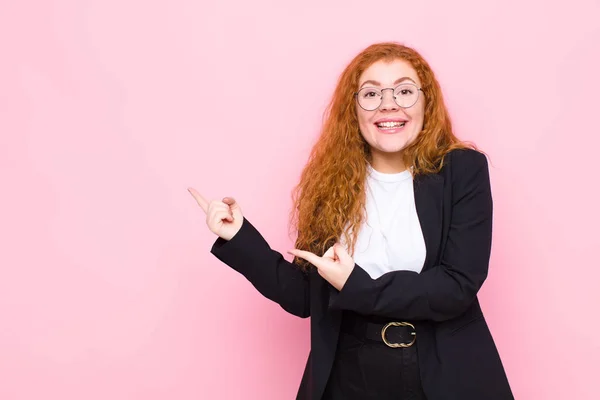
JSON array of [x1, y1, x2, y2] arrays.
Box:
[[188, 187, 244, 241], [288, 243, 355, 291]]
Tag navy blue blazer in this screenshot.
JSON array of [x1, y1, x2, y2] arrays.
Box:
[[210, 148, 513, 400]]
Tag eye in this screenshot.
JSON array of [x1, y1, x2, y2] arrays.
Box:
[[362, 90, 379, 98], [395, 84, 418, 97]]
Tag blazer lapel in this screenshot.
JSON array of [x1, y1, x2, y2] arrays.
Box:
[[413, 173, 445, 272]]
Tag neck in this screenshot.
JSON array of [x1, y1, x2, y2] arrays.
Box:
[[369, 150, 407, 173]]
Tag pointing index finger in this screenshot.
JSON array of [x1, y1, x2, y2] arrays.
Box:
[[188, 187, 208, 213], [288, 249, 321, 268]]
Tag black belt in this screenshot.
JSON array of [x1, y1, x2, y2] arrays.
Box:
[[341, 312, 417, 348]]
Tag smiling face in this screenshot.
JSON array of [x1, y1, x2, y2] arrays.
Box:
[[356, 59, 425, 173]]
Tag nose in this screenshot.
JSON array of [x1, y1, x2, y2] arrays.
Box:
[[379, 88, 399, 111]]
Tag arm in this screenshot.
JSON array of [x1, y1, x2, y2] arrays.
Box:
[[329, 150, 493, 321], [210, 218, 310, 318]]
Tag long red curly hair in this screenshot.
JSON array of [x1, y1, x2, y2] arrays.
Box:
[[289, 42, 475, 270]]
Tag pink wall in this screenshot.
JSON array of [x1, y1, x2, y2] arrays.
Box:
[[1, 0, 599, 399]]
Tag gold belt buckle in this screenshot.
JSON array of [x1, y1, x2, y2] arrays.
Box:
[[381, 321, 417, 348]]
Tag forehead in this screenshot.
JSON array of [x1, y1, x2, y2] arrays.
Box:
[[359, 59, 420, 86]]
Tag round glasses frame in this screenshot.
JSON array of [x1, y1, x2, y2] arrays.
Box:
[[354, 83, 424, 111]]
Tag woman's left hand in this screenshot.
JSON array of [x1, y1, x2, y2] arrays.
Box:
[[288, 244, 355, 291]]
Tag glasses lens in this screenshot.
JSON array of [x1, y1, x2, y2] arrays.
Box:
[[357, 88, 382, 111], [394, 84, 419, 108]]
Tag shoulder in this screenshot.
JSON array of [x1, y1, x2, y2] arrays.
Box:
[[444, 148, 488, 171], [414, 147, 490, 187], [441, 148, 491, 192]]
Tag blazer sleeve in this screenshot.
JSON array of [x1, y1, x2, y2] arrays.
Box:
[[329, 150, 493, 321], [210, 218, 310, 318]]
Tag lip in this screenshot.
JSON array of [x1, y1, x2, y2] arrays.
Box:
[[373, 118, 409, 134], [374, 117, 409, 124]]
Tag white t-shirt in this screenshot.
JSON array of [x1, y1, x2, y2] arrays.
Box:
[[340, 165, 426, 279]]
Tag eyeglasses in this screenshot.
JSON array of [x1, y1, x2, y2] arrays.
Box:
[[355, 83, 423, 111]]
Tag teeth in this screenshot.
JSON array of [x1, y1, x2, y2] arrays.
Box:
[[377, 121, 406, 128]]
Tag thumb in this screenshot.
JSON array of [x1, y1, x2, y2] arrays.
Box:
[[323, 246, 335, 259], [223, 197, 243, 219], [334, 243, 353, 264]]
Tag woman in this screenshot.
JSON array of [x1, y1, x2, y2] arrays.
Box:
[[189, 42, 513, 400]]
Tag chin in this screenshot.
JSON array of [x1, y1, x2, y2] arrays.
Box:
[[374, 145, 407, 154], [380, 139, 412, 151]]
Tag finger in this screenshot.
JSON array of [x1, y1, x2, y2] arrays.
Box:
[[223, 197, 243, 217], [208, 201, 232, 213], [208, 203, 234, 224], [211, 208, 234, 223], [188, 187, 209, 213], [287, 249, 322, 268], [222, 197, 236, 206]]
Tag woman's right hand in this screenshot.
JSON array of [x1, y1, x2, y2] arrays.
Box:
[[188, 187, 244, 241]]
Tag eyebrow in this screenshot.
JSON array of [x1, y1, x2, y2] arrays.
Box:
[[360, 77, 417, 88]]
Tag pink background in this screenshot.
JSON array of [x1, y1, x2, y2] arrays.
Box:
[[1, 0, 599, 399]]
